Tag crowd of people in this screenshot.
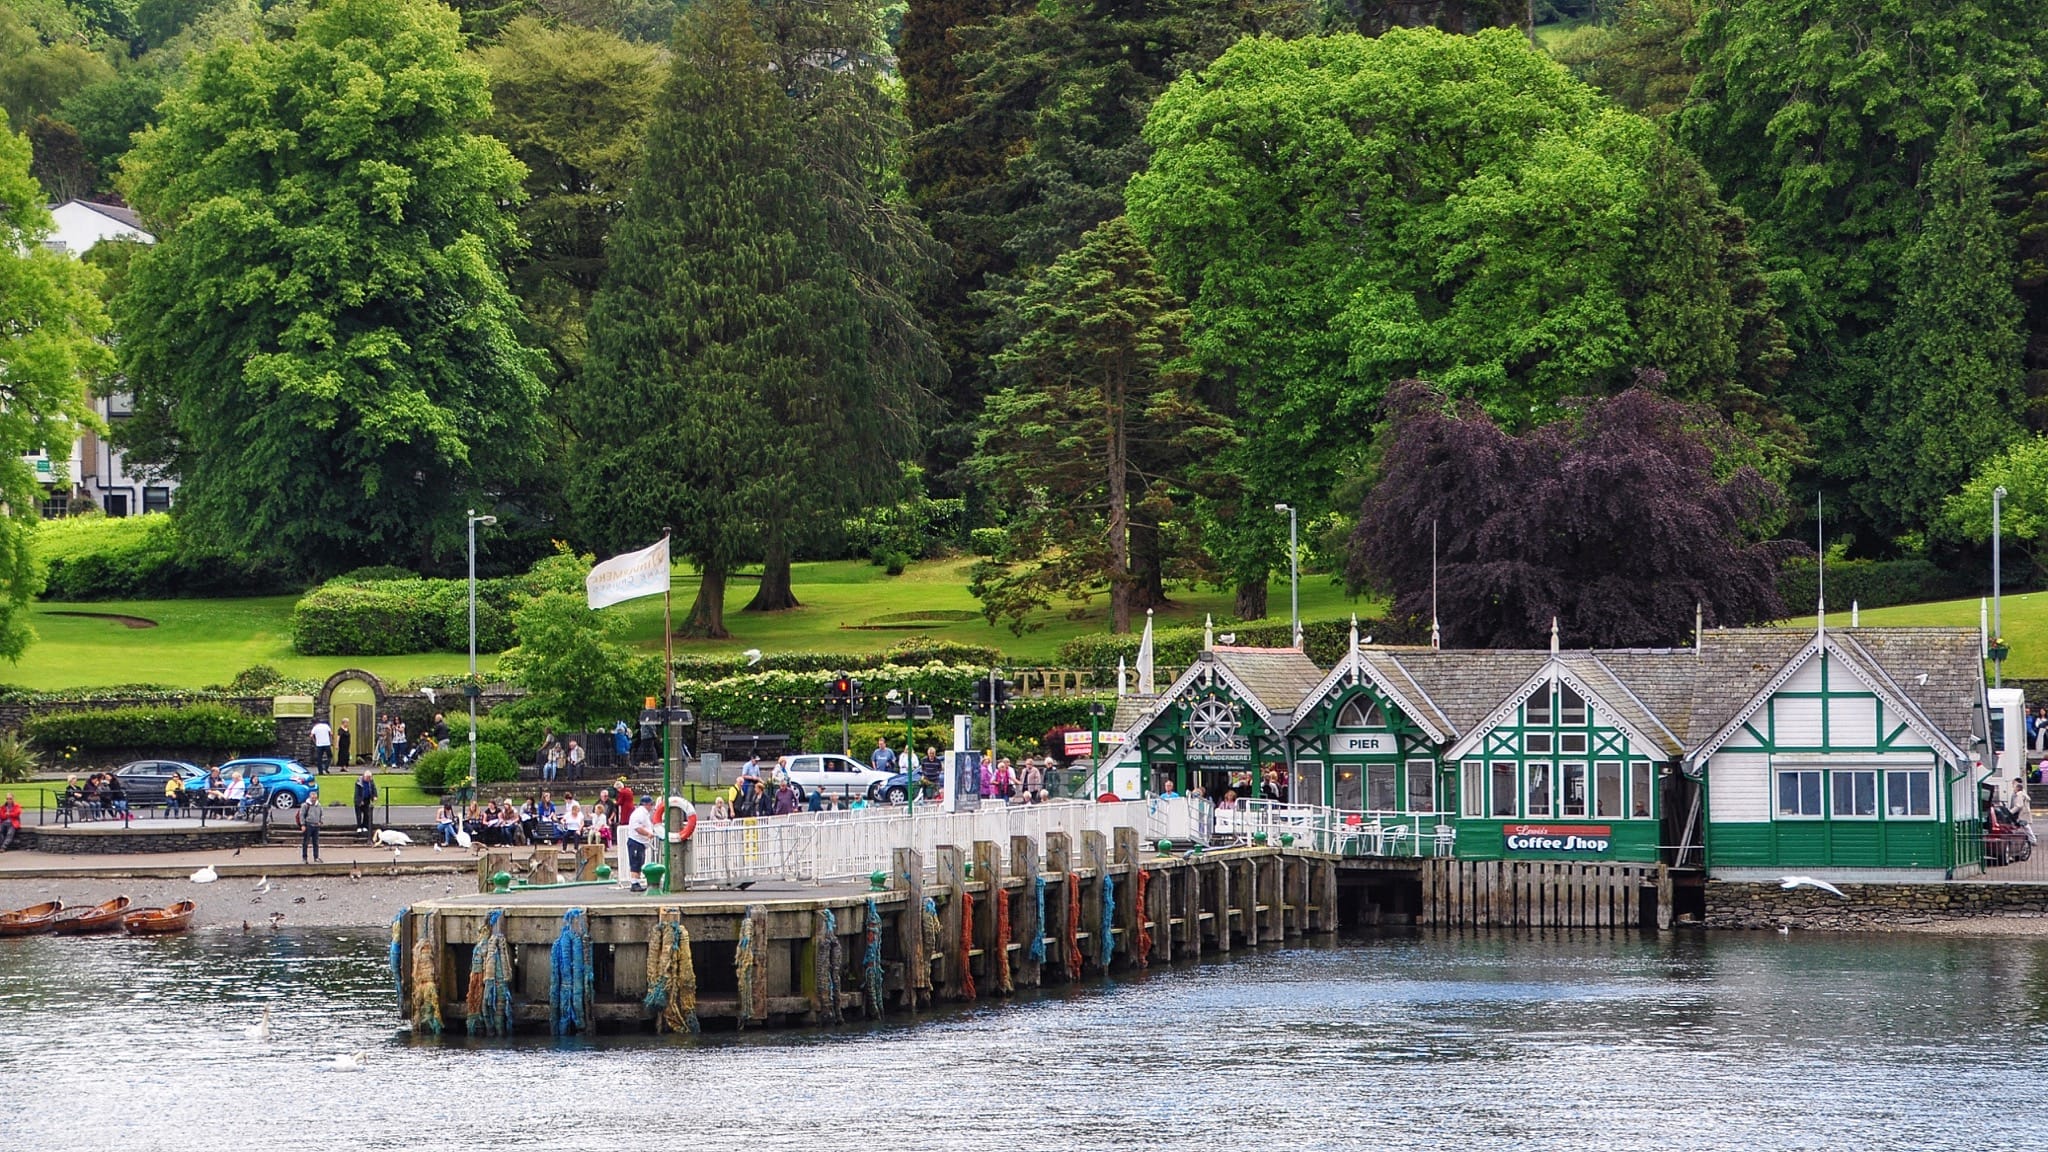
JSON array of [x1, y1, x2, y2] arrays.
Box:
[[434, 777, 649, 850]]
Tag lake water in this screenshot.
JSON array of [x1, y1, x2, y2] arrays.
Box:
[[1, 928, 2038, 1151]]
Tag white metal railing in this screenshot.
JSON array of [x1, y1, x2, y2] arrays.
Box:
[[1222, 800, 1456, 858], [684, 799, 1150, 885]]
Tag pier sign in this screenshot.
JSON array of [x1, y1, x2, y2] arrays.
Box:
[[1503, 824, 1612, 856]]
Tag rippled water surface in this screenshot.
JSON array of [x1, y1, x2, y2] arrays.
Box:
[[2, 928, 2042, 1151]]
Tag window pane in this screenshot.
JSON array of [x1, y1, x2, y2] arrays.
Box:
[[1527, 688, 1551, 725], [1526, 733, 1552, 754], [1367, 763, 1397, 811], [1911, 772, 1931, 816], [1778, 772, 1800, 816], [1595, 762, 1622, 818], [1294, 761, 1324, 808], [1462, 762, 1484, 817], [1561, 734, 1588, 754], [1993, 709, 2008, 753], [1630, 762, 1652, 818], [1407, 761, 1434, 813], [1334, 766, 1363, 811], [1491, 762, 1517, 817], [1561, 685, 1586, 725], [1526, 762, 1552, 816], [1800, 772, 1821, 816], [1562, 763, 1587, 817], [1831, 773, 1855, 816], [1856, 772, 1876, 816]]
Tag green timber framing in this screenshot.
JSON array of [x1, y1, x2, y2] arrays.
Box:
[[1113, 626, 1993, 880], [1687, 630, 1987, 879]]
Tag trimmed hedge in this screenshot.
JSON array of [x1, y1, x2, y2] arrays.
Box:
[[24, 702, 274, 751], [447, 711, 561, 766], [291, 578, 516, 656], [1777, 558, 1977, 615], [668, 636, 1002, 681], [412, 742, 518, 790], [35, 513, 295, 600]]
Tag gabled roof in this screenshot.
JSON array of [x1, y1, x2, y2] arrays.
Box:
[[1295, 648, 1448, 744], [1362, 649, 1551, 737], [1684, 627, 1980, 770], [1115, 646, 1323, 739], [1441, 653, 1682, 762]]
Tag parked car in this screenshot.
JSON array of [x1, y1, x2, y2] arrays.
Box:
[[112, 759, 205, 802], [214, 758, 318, 810], [779, 754, 895, 800]]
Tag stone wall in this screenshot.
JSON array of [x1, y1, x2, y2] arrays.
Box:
[[1705, 880, 2048, 930], [20, 824, 266, 854]]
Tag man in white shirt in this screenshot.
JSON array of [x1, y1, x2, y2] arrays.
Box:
[[623, 796, 657, 889], [309, 719, 333, 775]]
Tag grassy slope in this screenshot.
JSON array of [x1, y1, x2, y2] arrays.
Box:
[[1785, 593, 2031, 674], [16, 558, 1376, 691]]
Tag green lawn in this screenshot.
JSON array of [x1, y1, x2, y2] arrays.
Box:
[[14, 558, 1376, 691]]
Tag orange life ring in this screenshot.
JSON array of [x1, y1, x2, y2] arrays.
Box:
[[676, 811, 698, 841], [654, 796, 698, 842]]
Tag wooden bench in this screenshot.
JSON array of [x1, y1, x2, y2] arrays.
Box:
[[717, 732, 792, 762]]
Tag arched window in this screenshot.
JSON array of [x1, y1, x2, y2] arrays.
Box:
[[1336, 697, 1385, 729]]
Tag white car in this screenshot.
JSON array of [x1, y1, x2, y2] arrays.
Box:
[[781, 753, 896, 800]]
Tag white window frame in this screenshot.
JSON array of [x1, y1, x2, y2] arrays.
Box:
[[1461, 761, 1485, 818], [1526, 686, 1553, 726], [1525, 733, 1553, 754], [1884, 768, 1935, 819], [1365, 762, 1398, 813], [1336, 698, 1384, 729], [1776, 769, 1823, 819], [1629, 761, 1653, 820], [1561, 762, 1587, 817], [1560, 732, 1588, 755], [1594, 760, 1623, 819], [1560, 684, 1587, 726], [1525, 761, 1553, 817], [1405, 759, 1435, 814], [1831, 769, 1878, 819], [1293, 759, 1324, 808], [1490, 761, 1517, 818]]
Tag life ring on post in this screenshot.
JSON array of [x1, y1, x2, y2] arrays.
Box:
[[656, 796, 698, 842]]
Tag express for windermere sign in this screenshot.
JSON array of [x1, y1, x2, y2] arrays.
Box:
[[1503, 824, 1612, 855]]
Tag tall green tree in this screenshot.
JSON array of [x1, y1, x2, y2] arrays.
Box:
[[114, 0, 543, 576], [1127, 28, 1791, 615], [569, 0, 918, 638], [0, 112, 109, 660], [968, 217, 1227, 634], [1862, 119, 2028, 538], [502, 589, 662, 731], [1678, 0, 2048, 545], [1547, 0, 1700, 120]]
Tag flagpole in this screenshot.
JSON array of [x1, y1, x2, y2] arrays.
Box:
[[662, 533, 675, 893]]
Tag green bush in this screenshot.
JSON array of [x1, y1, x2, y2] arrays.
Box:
[[413, 742, 518, 790], [290, 577, 518, 655], [447, 710, 562, 766], [34, 513, 297, 601], [23, 702, 274, 751], [1777, 557, 1976, 615], [969, 527, 1007, 556], [0, 734, 38, 783], [879, 636, 1002, 667]]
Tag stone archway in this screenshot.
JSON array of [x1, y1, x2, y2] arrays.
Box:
[[319, 669, 386, 769]]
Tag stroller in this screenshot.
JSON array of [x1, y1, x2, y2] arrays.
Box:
[[1986, 802, 2034, 866]]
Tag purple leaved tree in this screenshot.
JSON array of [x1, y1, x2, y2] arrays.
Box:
[[1348, 379, 1800, 649]]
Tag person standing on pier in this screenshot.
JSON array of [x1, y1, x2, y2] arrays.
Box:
[[623, 795, 657, 889], [871, 737, 896, 775], [354, 771, 378, 833], [310, 717, 333, 775], [298, 792, 323, 862]]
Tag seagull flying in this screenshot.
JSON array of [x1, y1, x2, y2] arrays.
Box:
[[744, 648, 763, 667], [422, 687, 437, 703], [1779, 875, 1847, 898]]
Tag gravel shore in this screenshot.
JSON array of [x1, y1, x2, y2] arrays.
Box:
[[0, 873, 459, 930]]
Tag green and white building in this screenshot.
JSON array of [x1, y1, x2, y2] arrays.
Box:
[[1111, 623, 1992, 880]]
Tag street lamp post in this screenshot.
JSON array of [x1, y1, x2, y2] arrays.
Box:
[[1994, 485, 2008, 688], [466, 510, 497, 793], [1274, 503, 1300, 647], [886, 689, 933, 816]]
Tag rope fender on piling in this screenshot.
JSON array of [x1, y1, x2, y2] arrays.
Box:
[[408, 909, 442, 1036], [548, 908, 593, 1036], [644, 907, 699, 1034], [736, 905, 770, 1026], [466, 908, 515, 1037], [959, 890, 976, 1001], [862, 898, 885, 1017], [993, 884, 1014, 994], [1065, 872, 1083, 976], [1134, 870, 1152, 968], [814, 907, 844, 1024]]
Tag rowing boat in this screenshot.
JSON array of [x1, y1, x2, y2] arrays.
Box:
[[47, 896, 133, 935], [122, 900, 197, 935], [0, 901, 64, 936]]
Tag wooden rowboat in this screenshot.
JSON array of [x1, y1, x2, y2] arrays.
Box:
[[47, 896, 133, 936], [0, 901, 64, 936], [122, 901, 196, 935]]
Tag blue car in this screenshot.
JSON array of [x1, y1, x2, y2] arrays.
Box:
[[212, 757, 318, 810]]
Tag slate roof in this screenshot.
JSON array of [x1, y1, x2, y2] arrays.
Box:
[[1209, 647, 1326, 718], [1110, 695, 1155, 734], [1829, 628, 1984, 748], [1362, 648, 1550, 737]]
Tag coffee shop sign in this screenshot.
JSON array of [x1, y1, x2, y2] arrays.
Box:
[[1503, 824, 1612, 855]]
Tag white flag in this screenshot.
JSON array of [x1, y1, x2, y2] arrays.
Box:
[[1136, 611, 1155, 695], [585, 537, 671, 610]]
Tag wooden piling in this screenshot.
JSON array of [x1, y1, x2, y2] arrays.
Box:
[[1010, 835, 1042, 988], [575, 843, 606, 881], [936, 845, 966, 1000], [892, 846, 926, 1006], [973, 840, 1002, 986], [528, 844, 559, 886], [1211, 858, 1232, 952], [477, 848, 511, 894]]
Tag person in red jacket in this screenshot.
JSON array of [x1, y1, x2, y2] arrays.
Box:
[[0, 793, 21, 851]]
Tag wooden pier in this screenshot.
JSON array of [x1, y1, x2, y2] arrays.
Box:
[[396, 830, 1345, 1035]]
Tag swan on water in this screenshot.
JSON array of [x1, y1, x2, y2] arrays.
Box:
[[190, 865, 218, 884], [244, 1006, 272, 1041], [324, 1052, 367, 1072], [1778, 875, 1846, 898]]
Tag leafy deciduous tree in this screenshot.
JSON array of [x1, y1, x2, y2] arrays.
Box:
[[0, 112, 109, 661], [114, 0, 544, 576], [501, 589, 662, 732], [1348, 380, 1795, 649]]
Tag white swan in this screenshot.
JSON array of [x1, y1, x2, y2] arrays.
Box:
[[453, 828, 472, 850], [1778, 875, 1847, 898], [244, 1006, 272, 1041], [324, 1051, 367, 1072], [190, 865, 218, 884], [375, 829, 412, 847]]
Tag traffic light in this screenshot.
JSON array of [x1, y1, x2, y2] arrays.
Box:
[[826, 676, 861, 714], [974, 676, 1014, 707]]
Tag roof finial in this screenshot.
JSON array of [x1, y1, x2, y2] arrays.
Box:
[[1695, 601, 1702, 654], [1816, 490, 1826, 642], [1117, 656, 1127, 697], [1550, 617, 1559, 656], [1203, 613, 1213, 652]]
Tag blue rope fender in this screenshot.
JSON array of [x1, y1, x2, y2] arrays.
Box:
[[862, 898, 885, 1017], [549, 908, 593, 1036], [1029, 876, 1048, 964], [468, 909, 515, 1037], [389, 906, 409, 1005], [814, 907, 844, 1024], [1100, 873, 1116, 970]]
